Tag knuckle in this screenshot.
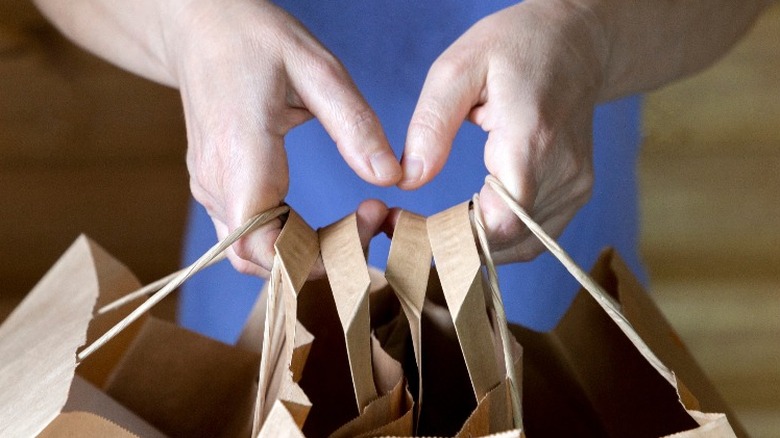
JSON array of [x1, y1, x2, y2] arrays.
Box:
[[230, 256, 260, 276], [572, 170, 594, 205], [344, 107, 380, 139], [231, 230, 278, 272], [431, 53, 470, 84], [307, 49, 348, 83], [231, 238, 254, 262], [188, 173, 219, 213], [556, 144, 594, 201], [409, 105, 447, 141], [512, 240, 545, 262], [557, 152, 586, 185]]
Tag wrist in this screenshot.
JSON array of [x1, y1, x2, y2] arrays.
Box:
[[556, 0, 612, 101]]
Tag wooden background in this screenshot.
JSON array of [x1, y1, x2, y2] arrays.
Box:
[[640, 5, 780, 435], [1, 2, 778, 436], [0, 1, 189, 297]]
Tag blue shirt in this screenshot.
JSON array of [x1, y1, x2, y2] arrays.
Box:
[[180, 1, 645, 343]]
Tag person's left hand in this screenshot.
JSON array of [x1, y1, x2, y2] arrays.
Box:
[[399, 0, 608, 264]]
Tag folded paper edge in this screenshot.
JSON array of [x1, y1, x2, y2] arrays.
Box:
[[0, 236, 101, 437]]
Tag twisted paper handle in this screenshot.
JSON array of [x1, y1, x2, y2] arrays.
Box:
[[482, 175, 677, 386], [471, 194, 524, 431], [77, 205, 290, 362]]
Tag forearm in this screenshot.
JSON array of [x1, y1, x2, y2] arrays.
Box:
[[579, 0, 774, 101], [32, 0, 178, 86]]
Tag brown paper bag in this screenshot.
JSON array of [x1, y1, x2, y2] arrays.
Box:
[[0, 209, 412, 438], [258, 205, 520, 437], [483, 175, 744, 438], [386, 205, 523, 437], [2, 187, 742, 438], [251, 210, 414, 438], [505, 249, 747, 437], [0, 236, 269, 437], [291, 204, 522, 437], [0, 236, 159, 437], [510, 249, 746, 437]]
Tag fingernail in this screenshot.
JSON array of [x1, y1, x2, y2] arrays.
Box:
[[400, 156, 424, 186], [370, 151, 401, 181]]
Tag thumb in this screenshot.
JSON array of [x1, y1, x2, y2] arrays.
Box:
[[400, 54, 485, 190]]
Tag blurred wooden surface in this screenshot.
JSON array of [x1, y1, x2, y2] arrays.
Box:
[[0, 1, 189, 299], [1, 2, 778, 437], [641, 4, 780, 437]]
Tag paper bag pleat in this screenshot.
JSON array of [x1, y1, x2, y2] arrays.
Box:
[[260, 320, 312, 427], [297, 277, 361, 436], [258, 402, 307, 438], [277, 211, 320, 362], [456, 345, 522, 438], [329, 378, 414, 438], [0, 236, 133, 438], [417, 276, 477, 436]]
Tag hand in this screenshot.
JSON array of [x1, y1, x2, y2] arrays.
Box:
[[399, 0, 607, 264], [167, 0, 401, 276]]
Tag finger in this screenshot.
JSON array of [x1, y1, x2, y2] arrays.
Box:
[[400, 51, 486, 189], [211, 217, 272, 277], [479, 122, 542, 248], [286, 49, 401, 186], [206, 125, 286, 274], [180, 58, 292, 275], [478, 181, 531, 253], [305, 199, 389, 280], [356, 200, 389, 286], [478, 167, 587, 264], [382, 207, 404, 239], [485, 211, 573, 264], [355, 199, 390, 251], [212, 125, 288, 274]]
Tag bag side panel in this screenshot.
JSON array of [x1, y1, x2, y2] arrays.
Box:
[[38, 412, 140, 438], [64, 376, 166, 438], [509, 323, 608, 437], [548, 253, 699, 437], [104, 317, 259, 438], [603, 250, 747, 437], [0, 237, 104, 437]]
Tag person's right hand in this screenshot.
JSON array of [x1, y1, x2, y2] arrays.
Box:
[[166, 0, 401, 276]]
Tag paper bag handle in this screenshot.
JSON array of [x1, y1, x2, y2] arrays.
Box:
[[77, 206, 290, 362], [253, 210, 320, 433], [388, 207, 523, 430], [426, 202, 503, 401], [384, 211, 430, 372], [383, 210, 430, 422], [482, 175, 677, 387], [470, 196, 524, 429], [319, 213, 378, 412]]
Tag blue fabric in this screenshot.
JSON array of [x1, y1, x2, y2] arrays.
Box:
[[180, 1, 645, 343]]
